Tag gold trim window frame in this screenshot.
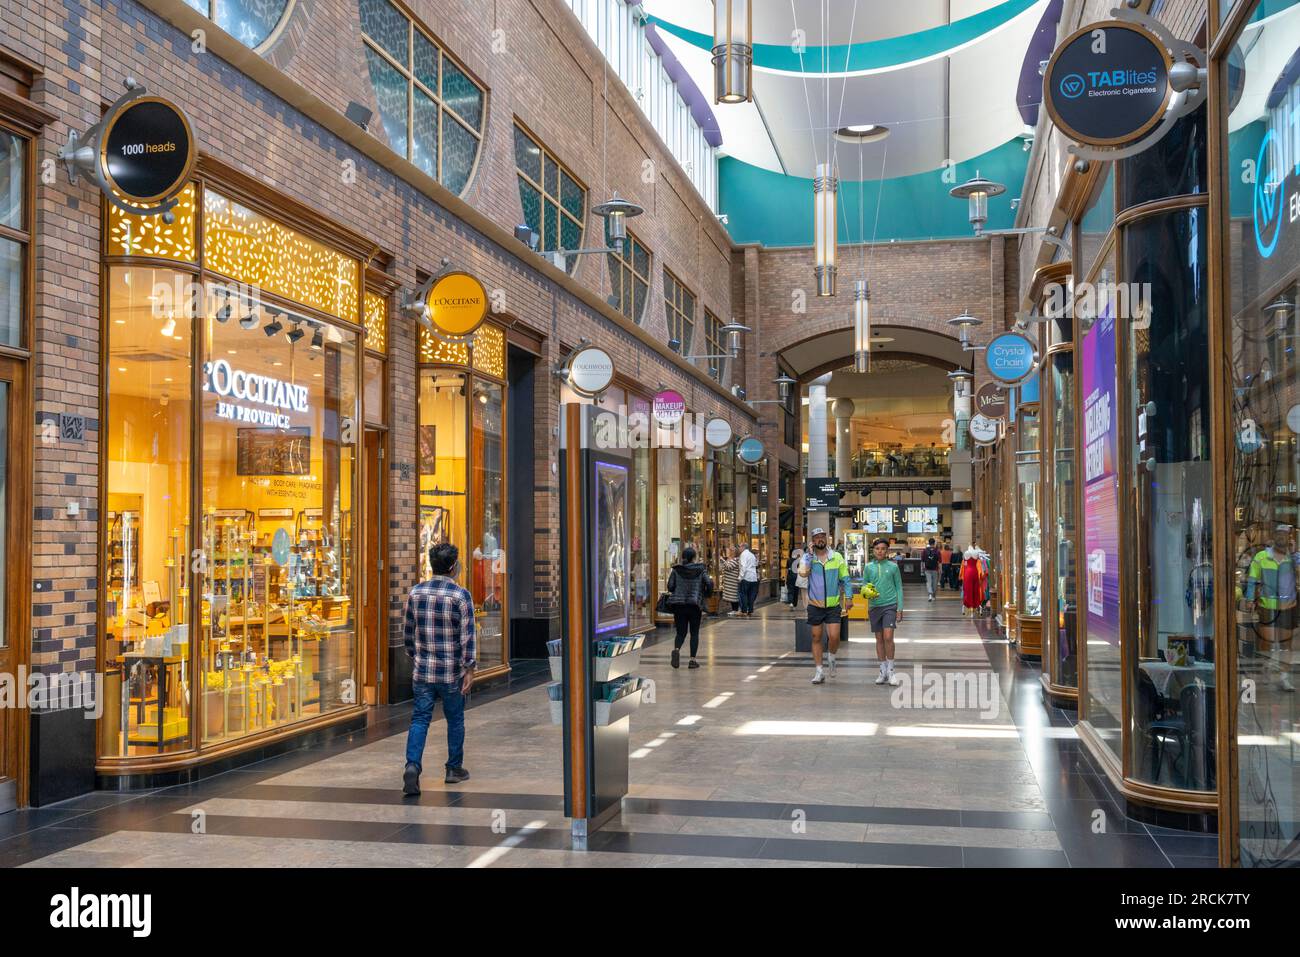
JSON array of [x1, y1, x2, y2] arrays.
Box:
[[664, 268, 696, 356]]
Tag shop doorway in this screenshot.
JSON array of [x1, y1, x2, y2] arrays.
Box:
[[0, 357, 28, 812], [363, 428, 387, 706]]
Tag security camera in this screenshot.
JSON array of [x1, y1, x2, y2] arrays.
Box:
[[668, 338, 682, 353]]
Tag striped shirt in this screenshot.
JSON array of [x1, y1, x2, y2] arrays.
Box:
[[403, 576, 477, 685]]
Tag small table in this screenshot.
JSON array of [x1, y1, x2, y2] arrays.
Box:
[[120, 650, 189, 750], [1140, 660, 1216, 700]]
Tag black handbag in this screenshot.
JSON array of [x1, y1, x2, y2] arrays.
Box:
[[656, 593, 672, 615]]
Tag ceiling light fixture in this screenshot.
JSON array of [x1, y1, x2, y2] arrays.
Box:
[[286, 321, 305, 345], [950, 171, 1007, 237], [160, 315, 176, 338], [238, 309, 260, 331], [711, 0, 752, 104], [834, 124, 890, 144], [310, 325, 324, 350], [264, 312, 284, 337], [814, 162, 838, 297], [853, 280, 871, 373]]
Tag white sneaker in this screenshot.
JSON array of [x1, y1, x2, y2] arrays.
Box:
[[828, 657, 837, 677], [874, 671, 888, 685], [811, 668, 826, 685], [887, 673, 902, 687], [1281, 673, 1296, 693]]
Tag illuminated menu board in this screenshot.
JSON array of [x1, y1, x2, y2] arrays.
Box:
[[854, 506, 939, 534]]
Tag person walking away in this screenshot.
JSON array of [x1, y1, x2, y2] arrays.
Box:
[[921, 538, 942, 602], [402, 543, 476, 796], [945, 542, 962, 591], [719, 546, 740, 616], [799, 528, 851, 684], [667, 546, 712, 670], [939, 541, 954, 590], [738, 543, 760, 617], [786, 548, 803, 608], [861, 538, 905, 686]]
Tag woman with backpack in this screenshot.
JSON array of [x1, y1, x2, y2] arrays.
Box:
[[667, 546, 713, 669]]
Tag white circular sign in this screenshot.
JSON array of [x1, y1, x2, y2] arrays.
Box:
[[567, 346, 614, 397], [705, 417, 733, 448], [1288, 405, 1300, 435], [969, 413, 999, 445]]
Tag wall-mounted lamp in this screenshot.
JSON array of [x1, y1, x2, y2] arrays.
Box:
[[949, 171, 1006, 237], [947, 310, 985, 352], [686, 322, 750, 361], [538, 194, 645, 271]]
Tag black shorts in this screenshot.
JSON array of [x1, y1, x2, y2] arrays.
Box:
[[807, 605, 841, 626]]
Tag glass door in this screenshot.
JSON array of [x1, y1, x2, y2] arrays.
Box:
[[0, 357, 25, 811]]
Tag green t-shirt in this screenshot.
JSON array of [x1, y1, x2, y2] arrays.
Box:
[[861, 559, 904, 611], [801, 549, 849, 607]]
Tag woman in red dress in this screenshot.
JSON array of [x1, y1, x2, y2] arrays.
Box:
[[961, 547, 985, 617]]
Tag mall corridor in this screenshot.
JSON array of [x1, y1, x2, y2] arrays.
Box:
[[0, 588, 1214, 868]]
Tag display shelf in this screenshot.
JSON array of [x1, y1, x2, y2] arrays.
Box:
[[548, 648, 642, 683]]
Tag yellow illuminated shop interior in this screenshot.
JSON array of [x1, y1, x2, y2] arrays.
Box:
[[101, 186, 362, 758], [417, 326, 506, 673]]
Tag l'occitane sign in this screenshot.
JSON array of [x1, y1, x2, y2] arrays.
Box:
[[426, 272, 488, 339]]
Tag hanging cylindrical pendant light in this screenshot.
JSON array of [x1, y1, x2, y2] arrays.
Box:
[[814, 162, 838, 298], [853, 280, 871, 373], [712, 0, 753, 104]]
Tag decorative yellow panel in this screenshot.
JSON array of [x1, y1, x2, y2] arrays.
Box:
[[106, 182, 197, 262], [203, 190, 359, 323], [420, 326, 469, 365], [471, 322, 505, 379], [364, 290, 388, 353]]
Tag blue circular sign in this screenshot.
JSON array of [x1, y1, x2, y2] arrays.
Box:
[[985, 332, 1038, 385], [736, 436, 765, 464], [272, 527, 292, 566]]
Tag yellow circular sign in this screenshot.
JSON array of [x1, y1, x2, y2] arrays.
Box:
[[425, 272, 488, 339]]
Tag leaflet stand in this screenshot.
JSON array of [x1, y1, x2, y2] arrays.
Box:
[[558, 402, 637, 846]]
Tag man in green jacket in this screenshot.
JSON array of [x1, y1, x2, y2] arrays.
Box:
[[861, 538, 905, 686], [799, 527, 851, 685]]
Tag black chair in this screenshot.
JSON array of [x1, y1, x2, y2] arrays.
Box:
[[1181, 682, 1215, 790], [1138, 668, 1188, 786]]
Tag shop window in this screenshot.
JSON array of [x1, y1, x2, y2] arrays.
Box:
[[106, 181, 197, 264], [184, 0, 292, 50], [363, 290, 388, 353], [1119, 107, 1207, 210], [418, 369, 468, 583], [1077, 166, 1115, 285], [629, 395, 652, 631], [1123, 209, 1213, 791], [102, 266, 193, 756], [0, 128, 28, 348], [364, 354, 385, 426], [513, 125, 585, 274], [360, 0, 486, 195], [471, 323, 505, 379], [656, 448, 681, 598], [664, 268, 695, 355], [605, 224, 650, 323], [470, 379, 504, 670], [1225, 6, 1300, 862], [1050, 352, 1078, 689]]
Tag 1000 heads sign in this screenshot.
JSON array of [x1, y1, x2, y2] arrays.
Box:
[[204, 358, 309, 428]]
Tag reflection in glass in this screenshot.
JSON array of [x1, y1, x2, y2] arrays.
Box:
[[418, 369, 467, 582], [657, 448, 681, 599], [630, 397, 652, 630], [471, 378, 504, 668], [1125, 209, 1214, 791]]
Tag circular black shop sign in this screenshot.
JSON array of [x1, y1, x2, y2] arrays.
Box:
[[1043, 21, 1173, 148], [100, 97, 196, 203]]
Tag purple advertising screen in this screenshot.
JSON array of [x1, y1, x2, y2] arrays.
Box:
[[1082, 306, 1120, 647]]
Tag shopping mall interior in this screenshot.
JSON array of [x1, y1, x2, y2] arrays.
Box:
[[0, 0, 1294, 893]]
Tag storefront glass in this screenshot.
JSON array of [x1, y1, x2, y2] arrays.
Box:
[[1051, 352, 1078, 688], [1225, 0, 1300, 863], [629, 395, 653, 631], [1018, 411, 1042, 619], [1124, 209, 1214, 791], [657, 448, 681, 598], [418, 369, 468, 581], [471, 378, 504, 669]]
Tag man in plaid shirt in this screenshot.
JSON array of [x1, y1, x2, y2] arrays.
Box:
[[403, 542, 477, 796]]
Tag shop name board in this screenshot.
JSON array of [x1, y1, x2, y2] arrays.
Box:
[[985, 332, 1038, 385], [736, 436, 765, 464], [566, 346, 615, 397], [653, 389, 687, 426], [204, 358, 309, 429], [425, 272, 488, 340], [974, 382, 1007, 418], [1043, 22, 1172, 148]]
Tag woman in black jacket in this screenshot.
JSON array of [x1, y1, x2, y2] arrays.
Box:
[[667, 546, 712, 670]]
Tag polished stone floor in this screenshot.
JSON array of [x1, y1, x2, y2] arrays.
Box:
[[0, 587, 1219, 867]]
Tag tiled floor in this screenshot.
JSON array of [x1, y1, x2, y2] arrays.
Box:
[[0, 587, 1220, 867]]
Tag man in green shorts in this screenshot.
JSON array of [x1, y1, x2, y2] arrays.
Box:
[[799, 527, 851, 684], [861, 538, 904, 686]]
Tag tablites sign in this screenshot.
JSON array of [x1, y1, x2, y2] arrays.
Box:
[[1043, 21, 1173, 148]]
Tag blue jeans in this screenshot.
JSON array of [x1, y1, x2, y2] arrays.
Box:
[[739, 579, 758, 614], [405, 680, 466, 772]]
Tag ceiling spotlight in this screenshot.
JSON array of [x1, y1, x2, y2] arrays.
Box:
[[949, 171, 1007, 236], [287, 321, 305, 345], [310, 325, 324, 350], [160, 315, 176, 338], [239, 309, 260, 331], [264, 313, 284, 337]]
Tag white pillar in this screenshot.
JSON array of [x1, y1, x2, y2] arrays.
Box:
[[832, 397, 855, 541], [806, 374, 831, 537]]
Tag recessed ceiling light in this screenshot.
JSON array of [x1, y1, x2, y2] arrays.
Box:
[[164, 377, 173, 383], [834, 124, 890, 144], [117, 366, 127, 373], [228, 350, 237, 355]]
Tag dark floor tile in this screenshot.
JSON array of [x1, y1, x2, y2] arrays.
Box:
[[589, 828, 766, 859], [1047, 797, 1148, 836], [1168, 855, 1220, 868], [0, 826, 110, 867], [0, 806, 84, 840], [1056, 831, 1173, 868], [958, 809, 1055, 831], [961, 844, 1071, 867], [1148, 833, 1219, 858], [760, 836, 962, 867], [1032, 769, 1115, 801]]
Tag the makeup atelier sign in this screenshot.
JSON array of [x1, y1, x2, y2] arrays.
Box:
[[1043, 21, 1172, 147]]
